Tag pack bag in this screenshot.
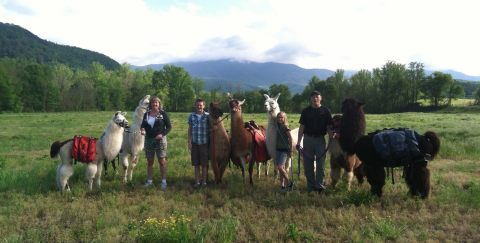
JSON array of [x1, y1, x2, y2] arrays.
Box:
[[371, 128, 421, 167], [245, 120, 270, 162], [72, 135, 97, 163]]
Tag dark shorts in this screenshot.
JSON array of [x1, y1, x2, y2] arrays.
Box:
[[191, 143, 208, 166], [144, 137, 167, 160]]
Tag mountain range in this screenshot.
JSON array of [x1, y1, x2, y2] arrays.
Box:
[[1, 22, 479, 93], [133, 60, 353, 93], [133, 60, 480, 93]]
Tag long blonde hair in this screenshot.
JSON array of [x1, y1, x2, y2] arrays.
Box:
[[276, 111, 289, 128]]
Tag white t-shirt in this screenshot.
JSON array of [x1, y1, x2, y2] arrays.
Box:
[[147, 115, 156, 128]]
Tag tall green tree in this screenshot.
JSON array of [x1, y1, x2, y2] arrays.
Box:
[[406, 62, 425, 104], [474, 87, 480, 105], [152, 65, 194, 111], [421, 71, 454, 107], [446, 81, 465, 106], [88, 62, 110, 110]]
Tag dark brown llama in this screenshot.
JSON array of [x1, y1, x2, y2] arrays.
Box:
[[339, 98, 441, 198]]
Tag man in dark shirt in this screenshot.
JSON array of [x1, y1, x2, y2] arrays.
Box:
[[297, 91, 333, 192]]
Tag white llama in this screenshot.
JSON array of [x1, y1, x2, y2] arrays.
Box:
[[50, 111, 129, 191], [263, 93, 300, 177], [119, 95, 150, 182]]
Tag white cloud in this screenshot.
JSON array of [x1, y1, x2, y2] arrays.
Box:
[[1, 0, 479, 75]]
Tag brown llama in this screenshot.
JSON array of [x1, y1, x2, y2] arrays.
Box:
[[339, 98, 441, 198], [228, 95, 268, 185], [208, 102, 231, 184]]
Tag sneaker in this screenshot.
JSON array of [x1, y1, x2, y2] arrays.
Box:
[[194, 182, 201, 188], [287, 181, 295, 191], [202, 182, 207, 187], [143, 181, 153, 188], [160, 181, 167, 190]]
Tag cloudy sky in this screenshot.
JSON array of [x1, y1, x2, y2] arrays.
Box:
[[1, 0, 479, 75]]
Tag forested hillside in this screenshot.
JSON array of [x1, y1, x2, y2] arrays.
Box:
[[0, 22, 119, 70]]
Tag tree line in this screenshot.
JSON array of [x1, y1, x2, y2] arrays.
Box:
[[0, 57, 479, 113]]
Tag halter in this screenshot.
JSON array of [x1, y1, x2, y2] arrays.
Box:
[[115, 119, 130, 129]]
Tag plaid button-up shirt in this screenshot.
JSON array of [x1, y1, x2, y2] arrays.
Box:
[[188, 112, 209, 145]]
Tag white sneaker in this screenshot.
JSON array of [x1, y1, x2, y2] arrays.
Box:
[[160, 181, 167, 190], [143, 181, 153, 188]]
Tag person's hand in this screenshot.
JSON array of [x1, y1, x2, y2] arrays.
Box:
[[155, 134, 163, 140], [295, 144, 301, 151], [140, 129, 146, 136]]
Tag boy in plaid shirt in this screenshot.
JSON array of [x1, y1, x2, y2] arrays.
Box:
[[187, 98, 209, 187]]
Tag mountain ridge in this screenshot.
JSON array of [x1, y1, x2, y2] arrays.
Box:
[[0, 22, 120, 70]]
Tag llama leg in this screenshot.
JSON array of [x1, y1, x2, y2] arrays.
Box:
[[365, 164, 385, 197], [354, 164, 365, 184], [405, 164, 431, 199], [57, 163, 73, 192], [265, 160, 269, 176], [248, 159, 255, 185], [128, 155, 138, 182], [120, 153, 129, 183], [345, 155, 356, 191], [86, 163, 98, 190], [256, 162, 261, 178]]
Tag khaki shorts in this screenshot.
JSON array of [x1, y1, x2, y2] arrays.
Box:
[[191, 143, 208, 166], [144, 137, 167, 159]]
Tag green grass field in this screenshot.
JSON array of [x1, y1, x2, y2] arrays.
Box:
[[0, 110, 479, 242]]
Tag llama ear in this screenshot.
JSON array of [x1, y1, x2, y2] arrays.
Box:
[[263, 94, 270, 99], [273, 93, 281, 101], [227, 92, 233, 101], [239, 99, 246, 106], [121, 111, 127, 116]]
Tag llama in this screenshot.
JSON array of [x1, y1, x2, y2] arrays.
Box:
[[119, 95, 150, 182], [339, 98, 441, 198], [329, 114, 364, 190], [228, 95, 268, 185], [208, 102, 230, 184], [263, 93, 300, 178], [50, 111, 129, 191]]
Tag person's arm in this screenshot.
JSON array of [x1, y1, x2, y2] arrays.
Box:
[[187, 123, 192, 151], [296, 124, 304, 151], [162, 111, 172, 136]]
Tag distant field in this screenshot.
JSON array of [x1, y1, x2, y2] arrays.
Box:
[[0, 110, 479, 242]]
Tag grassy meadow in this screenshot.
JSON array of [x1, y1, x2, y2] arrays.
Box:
[[0, 109, 479, 242]]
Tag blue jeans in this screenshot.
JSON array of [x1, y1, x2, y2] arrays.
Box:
[[302, 135, 326, 190]]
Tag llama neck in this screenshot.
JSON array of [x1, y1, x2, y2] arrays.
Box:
[[133, 107, 147, 126], [230, 112, 245, 136], [267, 107, 280, 125]]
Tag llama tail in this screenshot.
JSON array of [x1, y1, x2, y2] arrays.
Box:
[[50, 141, 62, 158], [50, 139, 72, 158], [424, 131, 441, 159]]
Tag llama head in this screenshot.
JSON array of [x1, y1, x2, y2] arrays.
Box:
[[332, 114, 342, 129], [228, 98, 245, 113], [209, 102, 224, 119], [113, 111, 129, 128], [263, 93, 280, 113], [341, 98, 365, 114], [139, 95, 151, 109]]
